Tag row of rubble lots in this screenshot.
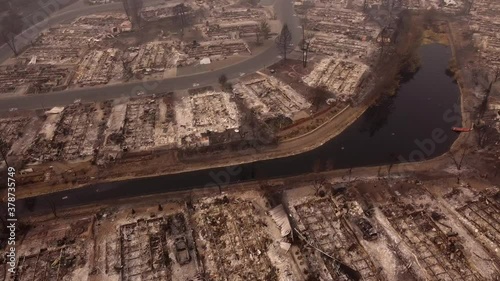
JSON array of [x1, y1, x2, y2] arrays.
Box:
[[303, 57, 368, 102], [296, 4, 380, 65], [140, 2, 195, 22], [310, 21, 379, 41], [71, 13, 128, 27], [203, 21, 260, 40], [35, 25, 111, 48], [407, 0, 464, 11], [470, 0, 500, 70], [308, 34, 371, 59], [180, 39, 251, 66], [0, 64, 74, 95], [3, 89, 252, 165], [294, 0, 349, 10], [209, 8, 270, 23], [470, 0, 500, 17], [306, 7, 366, 22], [380, 203, 482, 280], [129, 41, 182, 74], [87, 0, 118, 4], [18, 46, 86, 65], [0, 14, 128, 94], [305, 7, 379, 41]]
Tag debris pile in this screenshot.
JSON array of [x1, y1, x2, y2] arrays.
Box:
[[74, 49, 121, 86], [175, 90, 241, 147], [119, 213, 194, 280], [234, 74, 311, 121], [192, 196, 280, 280], [181, 40, 251, 66], [288, 196, 380, 280], [0, 116, 38, 164], [129, 41, 182, 74], [27, 104, 103, 163], [10, 217, 92, 281], [303, 58, 368, 102], [0, 64, 74, 95]]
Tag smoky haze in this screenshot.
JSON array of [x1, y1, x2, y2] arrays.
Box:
[[0, 0, 79, 45]]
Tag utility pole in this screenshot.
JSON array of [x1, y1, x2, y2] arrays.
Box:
[[301, 22, 310, 68], [302, 40, 309, 68]]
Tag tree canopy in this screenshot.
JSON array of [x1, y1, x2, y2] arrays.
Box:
[[275, 24, 293, 60]]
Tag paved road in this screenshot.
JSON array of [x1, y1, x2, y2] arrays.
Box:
[[0, 0, 301, 112]]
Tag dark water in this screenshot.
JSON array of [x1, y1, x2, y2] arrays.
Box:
[[17, 43, 462, 214]]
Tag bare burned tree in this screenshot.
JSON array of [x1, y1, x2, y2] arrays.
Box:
[[300, 1, 314, 46], [218, 74, 228, 88], [478, 68, 499, 119], [0, 8, 23, 56], [121, 0, 143, 29], [121, 52, 138, 81], [0, 138, 9, 166], [275, 24, 293, 61], [448, 149, 466, 170], [173, 3, 189, 33], [313, 177, 326, 197], [310, 86, 332, 111], [465, 0, 474, 14], [255, 27, 261, 45], [475, 68, 499, 147], [48, 200, 58, 218], [121, 0, 131, 20], [343, 167, 357, 185], [448, 144, 471, 179]]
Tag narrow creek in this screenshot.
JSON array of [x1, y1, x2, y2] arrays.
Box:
[[18, 43, 462, 214]]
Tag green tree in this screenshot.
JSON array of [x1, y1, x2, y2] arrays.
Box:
[[259, 20, 271, 39]]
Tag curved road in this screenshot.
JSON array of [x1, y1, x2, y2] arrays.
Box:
[[0, 0, 301, 112]]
